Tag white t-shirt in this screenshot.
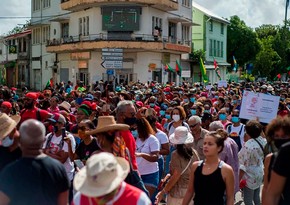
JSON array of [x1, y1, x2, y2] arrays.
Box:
[[136, 134, 160, 175], [155, 129, 169, 158], [43, 132, 76, 181]]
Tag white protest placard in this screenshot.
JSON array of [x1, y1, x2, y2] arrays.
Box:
[[218, 80, 227, 88], [239, 91, 280, 123], [206, 85, 212, 90]]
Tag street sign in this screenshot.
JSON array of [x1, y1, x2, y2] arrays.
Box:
[[102, 56, 123, 61], [106, 69, 114, 75], [101, 61, 123, 69], [102, 52, 123, 56], [102, 48, 123, 52]]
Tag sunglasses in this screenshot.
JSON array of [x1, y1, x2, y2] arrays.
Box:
[[189, 123, 199, 128]]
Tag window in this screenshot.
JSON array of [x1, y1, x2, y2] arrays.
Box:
[[209, 20, 213, 32], [33, 0, 40, 11], [209, 39, 213, 56], [182, 25, 190, 44], [79, 16, 89, 36], [152, 16, 162, 35], [182, 0, 190, 7], [61, 23, 69, 38], [217, 41, 220, 57], [213, 40, 216, 56], [42, 26, 50, 42], [221, 41, 224, 57], [43, 0, 50, 8], [32, 28, 41, 44], [221, 23, 224, 35]]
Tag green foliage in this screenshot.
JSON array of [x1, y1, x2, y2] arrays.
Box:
[[227, 15, 261, 65], [240, 73, 255, 82], [189, 49, 206, 62]]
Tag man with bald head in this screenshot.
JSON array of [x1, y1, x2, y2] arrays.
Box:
[[0, 119, 69, 205]]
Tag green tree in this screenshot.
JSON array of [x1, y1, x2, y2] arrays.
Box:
[[227, 16, 261, 67], [254, 37, 281, 78]]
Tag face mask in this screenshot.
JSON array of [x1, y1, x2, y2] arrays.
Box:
[[135, 97, 140, 101], [204, 110, 210, 114], [131, 130, 138, 138], [232, 100, 237, 104], [172, 114, 180, 122], [160, 110, 165, 116], [231, 116, 239, 123], [53, 125, 59, 133], [71, 107, 76, 113], [219, 113, 227, 121], [183, 99, 189, 103], [214, 96, 219, 99], [124, 117, 137, 125], [150, 103, 155, 108], [280, 98, 285, 101], [178, 91, 183, 94], [274, 139, 290, 149], [190, 97, 195, 103], [1, 136, 14, 147], [164, 92, 169, 95], [225, 108, 230, 112], [191, 109, 197, 115], [165, 114, 171, 119]]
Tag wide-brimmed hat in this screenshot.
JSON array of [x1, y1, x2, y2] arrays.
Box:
[[86, 116, 129, 135], [0, 113, 19, 140], [169, 126, 193, 145], [59, 101, 71, 112], [74, 152, 129, 197]]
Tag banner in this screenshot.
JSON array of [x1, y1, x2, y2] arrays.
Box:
[[239, 91, 280, 123]]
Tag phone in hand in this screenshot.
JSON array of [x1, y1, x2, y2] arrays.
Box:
[[61, 128, 66, 140]]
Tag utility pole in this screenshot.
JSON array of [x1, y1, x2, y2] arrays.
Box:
[[285, 0, 289, 28]]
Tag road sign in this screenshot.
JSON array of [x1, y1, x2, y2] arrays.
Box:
[[106, 69, 114, 75], [102, 52, 123, 56], [101, 61, 123, 69], [102, 56, 123, 61], [102, 48, 123, 52]]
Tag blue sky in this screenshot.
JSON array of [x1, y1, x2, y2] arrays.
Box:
[[0, 0, 287, 35]]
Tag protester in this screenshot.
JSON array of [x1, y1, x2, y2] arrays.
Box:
[[238, 120, 267, 205], [0, 119, 69, 205], [182, 131, 235, 205], [72, 152, 151, 205], [156, 126, 199, 205]]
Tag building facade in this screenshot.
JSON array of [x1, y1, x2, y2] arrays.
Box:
[[192, 2, 230, 83], [0, 30, 31, 87], [44, 0, 192, 88], [30, 0, 69, 90]]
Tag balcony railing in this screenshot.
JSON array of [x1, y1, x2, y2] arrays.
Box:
[[46, 33, 191, 47]]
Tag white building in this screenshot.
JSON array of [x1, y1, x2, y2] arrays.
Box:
[[45, 0, 193, 88], [30, 0, 69, 90], [192, 1, 230, 83]]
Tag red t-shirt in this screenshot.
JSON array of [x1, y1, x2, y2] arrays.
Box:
[[72, 182, 151, 205], [20, 107, 50, 125], [119, 130, 138, 170]]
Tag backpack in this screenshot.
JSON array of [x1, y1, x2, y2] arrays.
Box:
[[45, 132, 65, 151], [228, 124, 244, 151]]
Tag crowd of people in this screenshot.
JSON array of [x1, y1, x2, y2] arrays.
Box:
[[0, 79, 289, 205]]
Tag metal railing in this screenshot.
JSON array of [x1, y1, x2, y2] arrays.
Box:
[[46, 33, 191, 47]]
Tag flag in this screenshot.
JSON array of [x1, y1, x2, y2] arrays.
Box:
[[199, 58, 208, 83], [46, 78, 53, 88], [175, 60, 182, 76], [214, 59, 221, 80], [274, 73, 281, 81], [233, 56, 238, 72], [164, 63, 174, 72]]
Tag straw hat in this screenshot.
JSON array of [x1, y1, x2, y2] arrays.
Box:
[[86, 116, 129, 135], [59, 101, 71, 112], [0, 113, 20, 140], [169, 126, 193, 145], [74, 152, 129, 197]]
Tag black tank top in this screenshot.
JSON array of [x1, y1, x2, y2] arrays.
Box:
[[194, 160, 226, 205]]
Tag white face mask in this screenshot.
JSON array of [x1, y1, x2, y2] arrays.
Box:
[[71, 107, 76, 113], [1, 136, 14, 147], [172, 114, 180, 122]]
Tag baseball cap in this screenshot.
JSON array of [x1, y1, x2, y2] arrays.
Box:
[[47, 113, 66, 124]]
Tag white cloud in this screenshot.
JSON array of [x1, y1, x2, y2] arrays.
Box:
[[194, 0, 287, 28], [0, 0, 30, 35]]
